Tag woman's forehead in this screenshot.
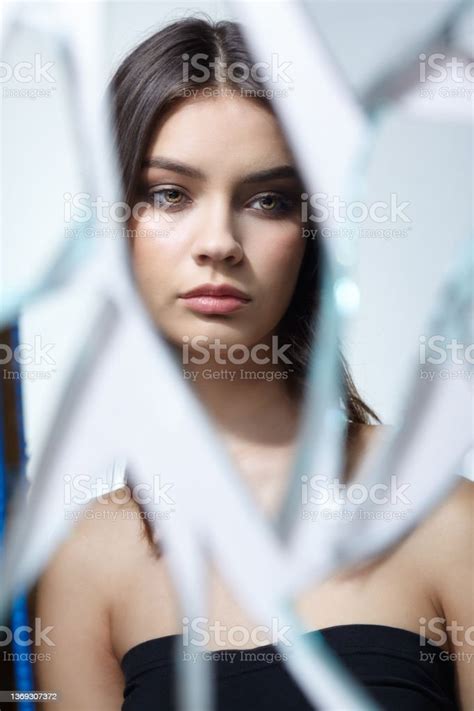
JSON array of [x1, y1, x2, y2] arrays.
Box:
[[145, 96, 294, 183]]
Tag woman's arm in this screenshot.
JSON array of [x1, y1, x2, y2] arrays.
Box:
[[425, 477, 474, 710], [34, 504, 125, 710]]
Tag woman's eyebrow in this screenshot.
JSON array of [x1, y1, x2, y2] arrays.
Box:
[[241, 165, 299, 184], [142, 157, 301, 186], [142, 157, 204, 179]]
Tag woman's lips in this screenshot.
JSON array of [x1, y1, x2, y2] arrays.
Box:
[[179, 295, 250, 314], [179, 283, 251, 314]]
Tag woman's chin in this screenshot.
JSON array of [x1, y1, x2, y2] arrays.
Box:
[[163, 322, 260, 348]]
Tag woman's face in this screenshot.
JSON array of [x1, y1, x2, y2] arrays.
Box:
[[129, 94, 305, 355]]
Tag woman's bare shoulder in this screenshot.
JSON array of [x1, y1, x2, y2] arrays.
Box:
[[31, 490, 149, 708], [416, 476, 473, 707], [35, 488, 159, 606], [415, 475, 473, 574]]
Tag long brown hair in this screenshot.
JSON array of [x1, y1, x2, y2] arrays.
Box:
[[108, 17, 380, 548]]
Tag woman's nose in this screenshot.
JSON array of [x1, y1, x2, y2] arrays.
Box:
[[190, 203, 244, 267]]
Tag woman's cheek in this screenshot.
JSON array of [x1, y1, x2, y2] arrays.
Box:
[[131, 217, 177, 270], [249, 226, 303, 281]]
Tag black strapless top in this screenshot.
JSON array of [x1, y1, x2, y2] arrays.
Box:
[[121, 624, 459, 710]]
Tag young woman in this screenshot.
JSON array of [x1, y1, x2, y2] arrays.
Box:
[[34, 17, 472, 710]]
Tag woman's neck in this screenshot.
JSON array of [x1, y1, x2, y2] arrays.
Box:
[[191, 371, 301, 448]]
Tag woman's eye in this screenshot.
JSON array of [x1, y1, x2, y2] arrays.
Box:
[[147, 187, 188, 209], [248, 193, 295, 217]]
